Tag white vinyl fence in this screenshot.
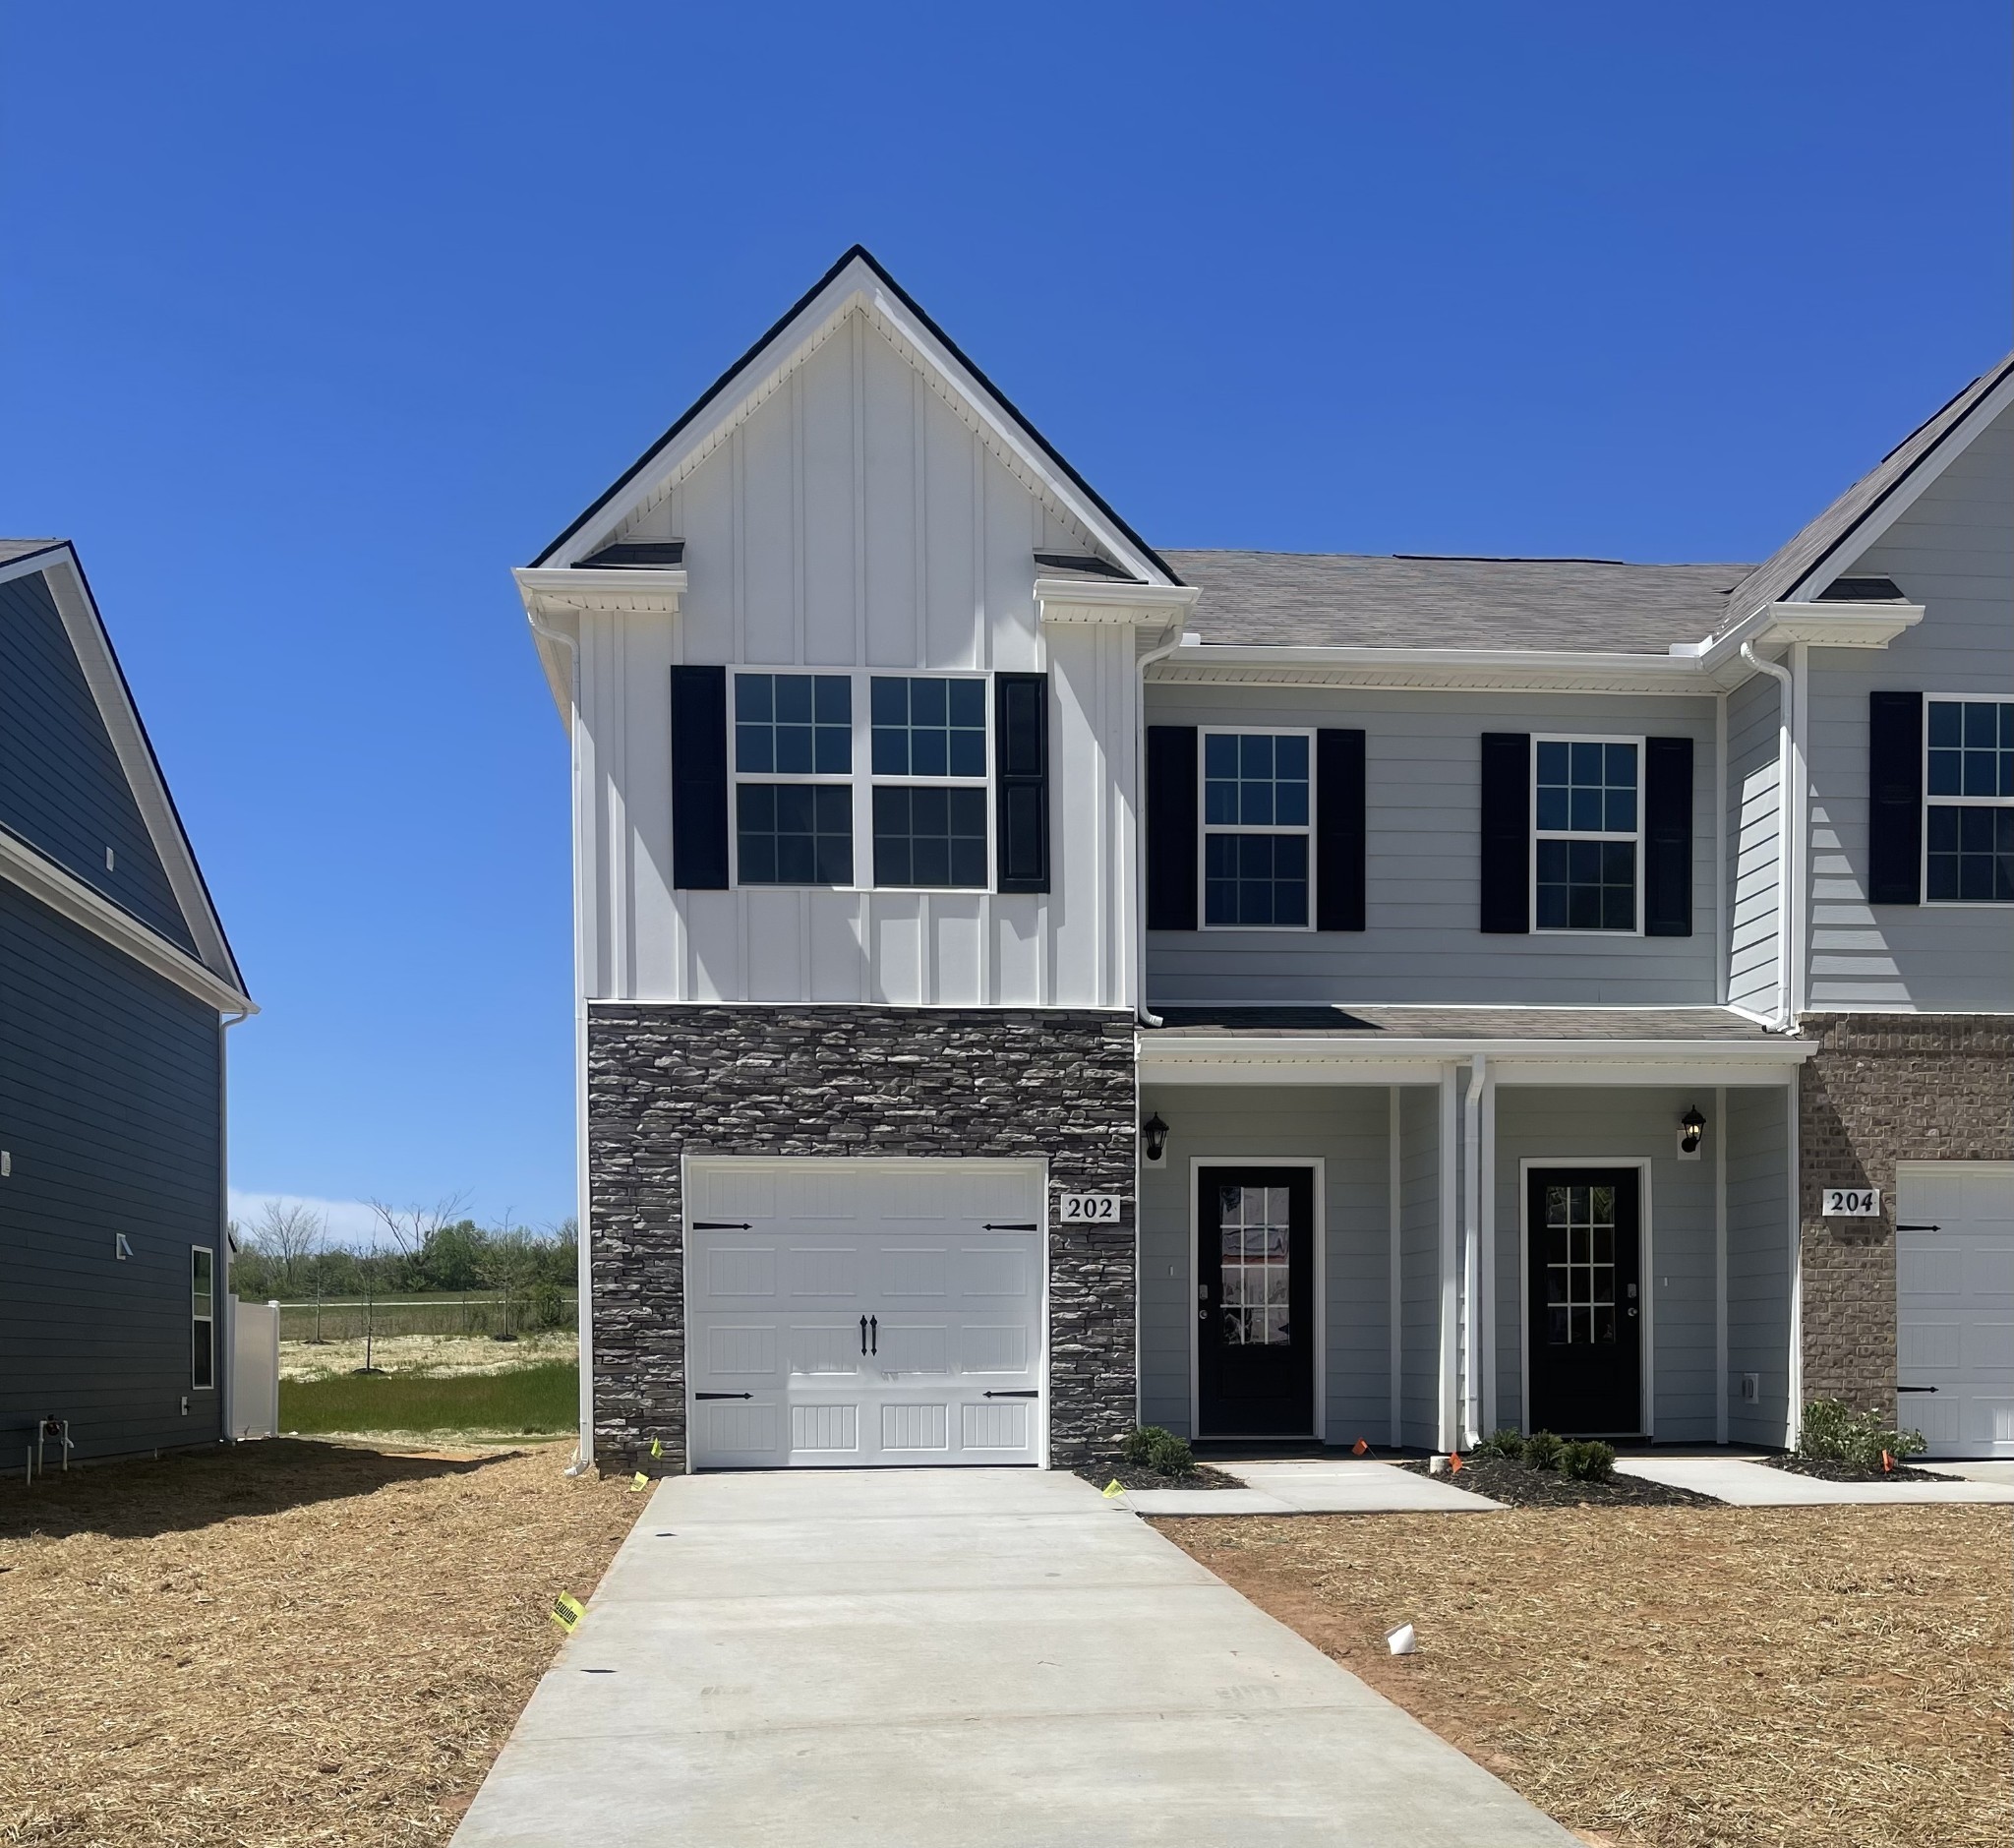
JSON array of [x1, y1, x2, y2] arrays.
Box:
[[232, 1298, 281, 1439]]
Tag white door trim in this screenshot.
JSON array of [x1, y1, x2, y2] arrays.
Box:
[[1516, 1157, 1657, 1439], [1187, 1156, 1327, 1442], [680, 1153, 1051, 1470]]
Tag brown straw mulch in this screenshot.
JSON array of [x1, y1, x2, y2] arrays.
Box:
[[0, 1440, 634, 1847], [1158, 1505, 2013, 1848]]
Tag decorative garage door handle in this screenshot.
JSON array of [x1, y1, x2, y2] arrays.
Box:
[[984, 1222, 1038, 1230], [870, 1315, 877, 1355], [694, 1392, 753, 1401], [693, 1221, 752, 1229], [982, 1390, 1038, 1399], [1897, 1386, 1938, 1394], [1895, 1223, 1940, 1231]]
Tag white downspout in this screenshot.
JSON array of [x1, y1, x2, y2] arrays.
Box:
[[529, 607, 596, 1477], [1741, 643, 1795, 1031], [1461, 1052, 1487, 1448], [1134, 624, 1185, 1028]]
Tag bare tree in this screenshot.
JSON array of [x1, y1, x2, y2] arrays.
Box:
[[255, 1199, 325, 1295], [358, 1194, 470, 1371]]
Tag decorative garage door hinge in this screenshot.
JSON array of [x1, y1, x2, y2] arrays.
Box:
[[693, 1392, 754, 1401]]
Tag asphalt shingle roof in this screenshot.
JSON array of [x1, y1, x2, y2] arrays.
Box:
[[0, 539, 65, 567], [1160, 551, 1750, 653]]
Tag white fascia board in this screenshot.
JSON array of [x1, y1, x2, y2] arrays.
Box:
[[1155, 638, 1712, 696], [1754, 601, 1924, 649], [16, 547, 248, 996], [551, 257, 1173, 589], [1138, 1036, 1810, 1084], [1786, 364, 2014, 600], [514, 566, 687, 617], [0, 828, 255, 1014], [1036, 578, 1198, 628]]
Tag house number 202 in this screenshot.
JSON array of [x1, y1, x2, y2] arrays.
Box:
[[1058, 1193, 1121, 1223]]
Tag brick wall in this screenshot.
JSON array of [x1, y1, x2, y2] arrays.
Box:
[[586, 1005, 1138, 1473], [1798, 1013, 2014, 1414]]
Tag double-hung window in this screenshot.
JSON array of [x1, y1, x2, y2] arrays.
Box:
[[871, 677, 988, 888], [1202, 731, 1312, 927], [1534, 738, 1639, 931], [192, 1247, 215, 1390], [1925, 697, 2014, 902], [733, 673, 854, 885]]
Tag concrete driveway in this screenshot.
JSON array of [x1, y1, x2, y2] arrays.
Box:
[[452, 1468, 1572, 1847]]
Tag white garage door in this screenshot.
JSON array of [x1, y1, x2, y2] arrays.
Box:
[[684, 1159, 1045, 1468], [1897, 1162, 2014, 1460]]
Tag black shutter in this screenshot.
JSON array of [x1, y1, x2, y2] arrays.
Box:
[[1867, 690, 1924, 905], [1479, 733, 1531, 934], [1643, 736, 1693, 936], [1146, 726, 1198, 930], [669, 665, 730, 890], [994, 672, 1049, 893], [1315, 728, 1366, 931]]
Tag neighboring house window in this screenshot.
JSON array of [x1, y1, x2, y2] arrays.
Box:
[[733, 674, 854, 885], [1202, 731, 1312, 927], [192, 1247, 215, 1390], [871, 678, 987, 887], [1925, 697, 2014, 902], [1534, 739, 1639, 931]]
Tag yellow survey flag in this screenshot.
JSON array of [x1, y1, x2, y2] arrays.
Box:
[[1101, 1478, 1125, 1498], [550, 1592, 586, 1633], [630, 1471, 650, 1491], [650, 1437, 663, 1459]]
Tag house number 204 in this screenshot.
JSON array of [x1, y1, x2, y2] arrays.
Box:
[[1058, 1193, 1122, 1223], [1823, 1188, 1880, 1218]]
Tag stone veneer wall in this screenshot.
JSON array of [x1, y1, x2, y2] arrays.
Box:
[[587, 1005, 1138, 1473], [1798, 1013, 2014, 1414]]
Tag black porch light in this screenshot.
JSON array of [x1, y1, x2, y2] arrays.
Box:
[[1141, 1112, 1169, 1164], [1680, 1105, 1706, 1156]]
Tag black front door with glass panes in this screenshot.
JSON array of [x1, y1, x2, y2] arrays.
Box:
[[1197, 1167, 1315, 1436], [1526, 1168, 1641, 1435]]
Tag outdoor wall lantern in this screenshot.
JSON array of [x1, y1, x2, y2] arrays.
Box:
[[1678, 1105, 1706, 1161], [1141, 1112, 1170, 1166]]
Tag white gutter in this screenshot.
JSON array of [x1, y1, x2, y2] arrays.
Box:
[[528, 607, 597, 1479], [1741, 642, 1796, 1031], [1133, 623, 1187, 1028], [1461, 1052, 1487, 1448]]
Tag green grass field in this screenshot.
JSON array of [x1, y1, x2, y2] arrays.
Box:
[[279, 1362, 579, 1435]]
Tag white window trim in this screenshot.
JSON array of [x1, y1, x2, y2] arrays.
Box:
[[723, 669, 995, 895], [1197, 726, 1318, 933], [1531, 732, 1645, 936], [1922, 690, 2014, 909], [192, 1244, 216, 1392]]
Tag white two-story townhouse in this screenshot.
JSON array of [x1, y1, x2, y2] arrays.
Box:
[[517, 249, 2011, 1475]]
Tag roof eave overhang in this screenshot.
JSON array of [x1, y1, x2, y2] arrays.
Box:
[[1037, 577, 1199, 633], [514, 566, 690, 721], [1139, 1035, 1811, 1086]]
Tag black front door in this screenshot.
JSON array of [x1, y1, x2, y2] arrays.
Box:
[[1527, 1167, 1642, 1435], [1197, 1167, 1316, 1437]]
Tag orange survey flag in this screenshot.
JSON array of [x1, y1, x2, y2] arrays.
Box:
[[1881, 1450, 1896, 1472], [1449, 1452, 1464, 1473], [1352, 1438, 1370, 1456]]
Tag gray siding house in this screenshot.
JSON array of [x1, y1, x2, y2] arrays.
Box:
[[517, 249, 2010, 1475], [0, 540, 254, 1468]]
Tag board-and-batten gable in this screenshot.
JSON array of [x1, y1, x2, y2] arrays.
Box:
[[1797, 393, 2014, 1012], [525, 253, 1182, 1011]]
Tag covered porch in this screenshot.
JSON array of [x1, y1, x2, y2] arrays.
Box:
[[1136, 1008, 1812, 1454]]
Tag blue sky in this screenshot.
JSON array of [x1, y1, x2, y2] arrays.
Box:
[[2, 5, 2007, 1241]]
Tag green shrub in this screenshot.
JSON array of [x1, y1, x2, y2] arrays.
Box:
[[1522, 1430, 1566, 1472], [1475, 1427, 1526, 1462], [1120, 1425, 1196, 1477], [1562, 1439, 1617, 1482], [525, 1282, 567, 1331], [1796, 1398, 1926, 1471]]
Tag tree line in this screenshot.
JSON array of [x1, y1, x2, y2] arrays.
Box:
[[230, 1197, 577, 1308]]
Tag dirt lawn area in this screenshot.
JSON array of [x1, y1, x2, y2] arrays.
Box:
[[0, 1440, 633, 1847], [1158, 1505, 2012, 1848]]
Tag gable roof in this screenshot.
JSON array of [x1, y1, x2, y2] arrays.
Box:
[[1163, 551, 1749, 652], [530, 245, 1179, 586], [0, 541, 251, 1010], [1716, 350, 2014, 634]]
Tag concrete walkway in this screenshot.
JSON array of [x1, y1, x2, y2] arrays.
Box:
[[452, 1468, 1572, 1847], [1617, 1456, 2014, 1505], [1125, 1459, 1503, 1516]]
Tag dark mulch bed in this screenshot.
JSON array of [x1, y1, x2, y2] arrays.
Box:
[[1395, 1456, 1721, 1509], [1074, 1460, 1246, 1493], [1761, 1453, 1945, 1484]]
